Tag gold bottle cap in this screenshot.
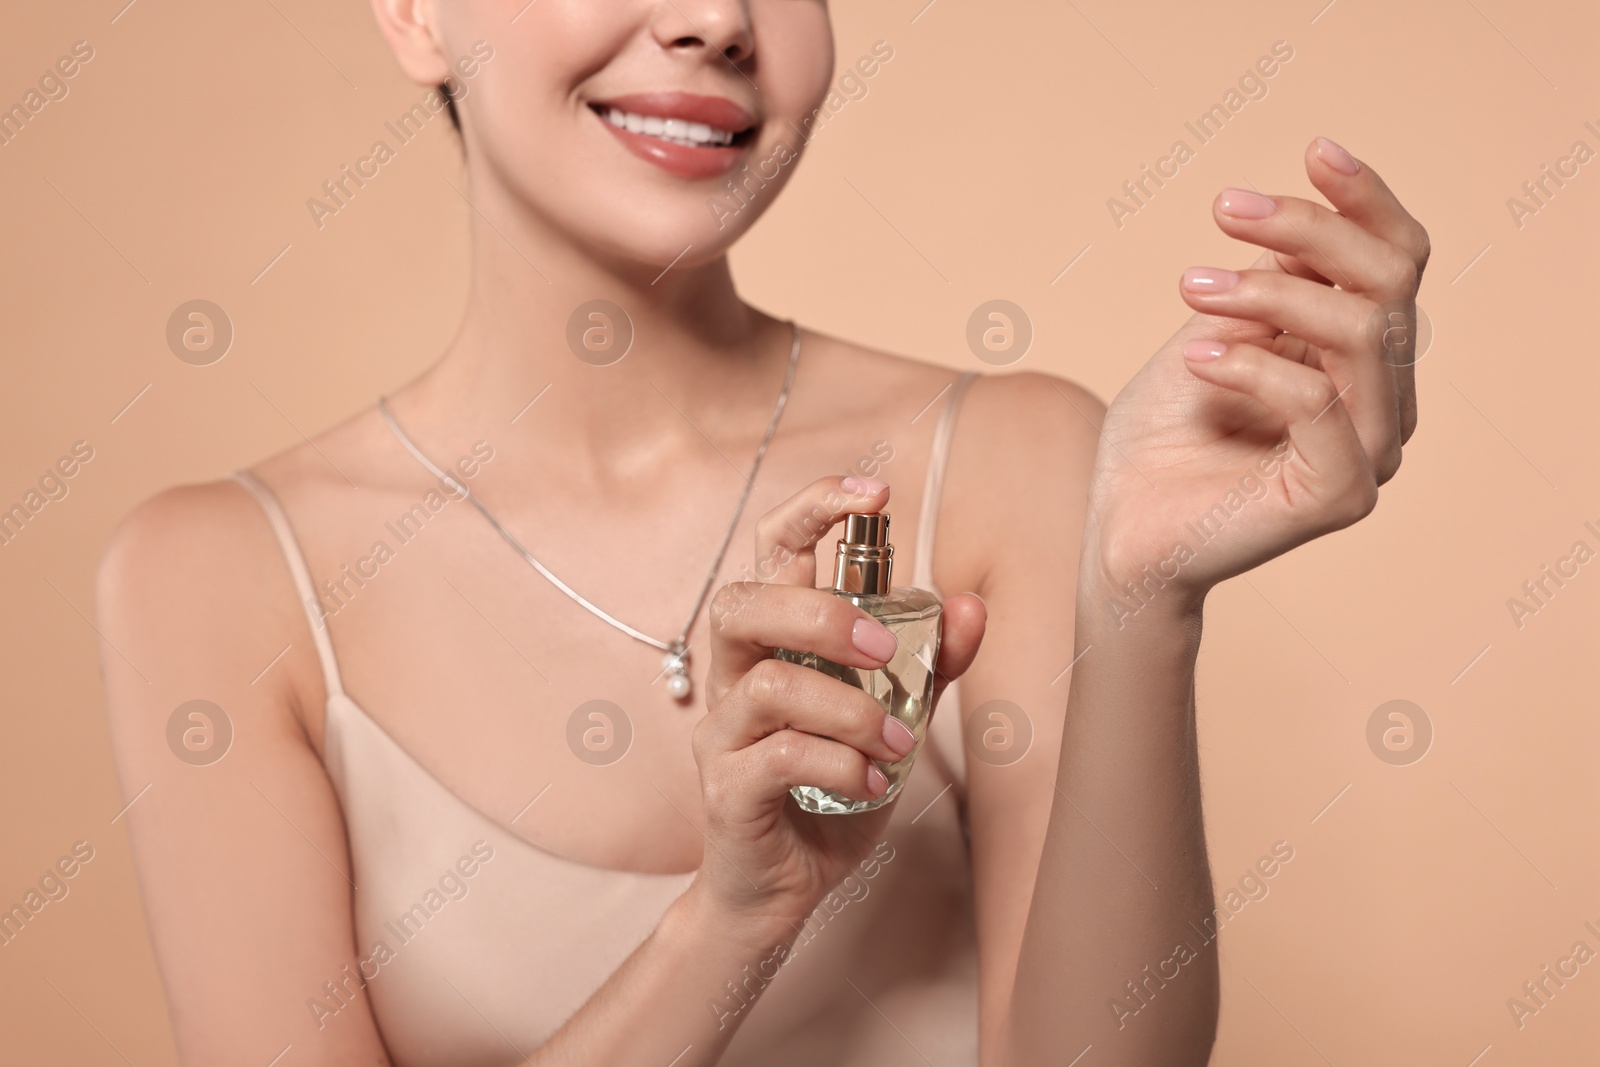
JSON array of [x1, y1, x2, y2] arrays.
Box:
[[834, 512, 893, 595]]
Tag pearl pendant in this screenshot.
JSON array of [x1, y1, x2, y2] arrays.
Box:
[[662, 645, 691, 701]]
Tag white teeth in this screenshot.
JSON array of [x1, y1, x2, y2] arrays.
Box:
[[600, 107, 737, 147]]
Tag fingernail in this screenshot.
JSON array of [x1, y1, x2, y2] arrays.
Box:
[[1183, 340, 1227, 361], [852, 617, 898, 661], [866, 765, 890, 797], [882, 715, 917, 758], [1315, 136, 1360, 175], [1182, 268, 1239, 294], [1217, 188, 1276, 219], [841, 475, 888, 496]]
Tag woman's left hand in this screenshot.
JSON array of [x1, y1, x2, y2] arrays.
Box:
[[1082, 136, 1429, 616]]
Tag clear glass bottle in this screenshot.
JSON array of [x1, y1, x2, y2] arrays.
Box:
[[776, 512, 942, 814]]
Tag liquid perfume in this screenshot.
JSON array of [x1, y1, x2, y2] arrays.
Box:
[[776, 512, 942, 814]]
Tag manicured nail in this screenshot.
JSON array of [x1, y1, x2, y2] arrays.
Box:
[[1183, 340, 1228, 361], [852, 617, 898, 661], [1315, 136, 1360, 175], [841, 475, 888, 496], [1182, 268, 1239, 294], [883, 715, 917, 757], [866, 765, 890, 797], [1217, 188, 1276, 219]]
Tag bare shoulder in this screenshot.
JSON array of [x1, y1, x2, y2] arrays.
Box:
[[960, 368, 1106, 444], [98, 477, 272, 619], [943, 369, 1106, 595], [807, 326, 1105, 435], [95, 481, 287, 693], [93, 439, 352, 737], [95, 397, 383, 632]]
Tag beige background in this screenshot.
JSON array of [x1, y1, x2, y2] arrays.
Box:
[[3, 0, 1597, 1063]]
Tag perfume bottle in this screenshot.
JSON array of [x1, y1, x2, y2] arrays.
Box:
[[776, 512, 942, 815]]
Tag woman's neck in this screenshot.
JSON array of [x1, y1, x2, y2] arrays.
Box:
[[404, 189, 796, 482]]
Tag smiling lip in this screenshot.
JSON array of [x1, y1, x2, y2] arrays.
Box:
[[588, 91, 759, 180]]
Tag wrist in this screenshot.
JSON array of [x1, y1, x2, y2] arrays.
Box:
[[1076, 524, 1208, 637], [669, 877, 804, 961]]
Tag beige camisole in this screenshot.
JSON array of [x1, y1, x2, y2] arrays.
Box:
[[231, 372, 980, 1066]]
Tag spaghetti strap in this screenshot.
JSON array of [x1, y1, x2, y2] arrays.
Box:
[[230, 470, 347, 701], [912, 372, 977, 592]]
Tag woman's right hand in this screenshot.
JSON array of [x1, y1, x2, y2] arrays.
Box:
[[689, 475, 985, 933]]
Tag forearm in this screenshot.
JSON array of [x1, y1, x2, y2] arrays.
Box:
[[1003, 550, 1217, 1066], [527, 879, 799, 1066]]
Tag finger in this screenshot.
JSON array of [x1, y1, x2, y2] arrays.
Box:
[[1179, 266, 1375, 355], [733, 729, 890, 810], [697, 658, 917, 765], [929, 592, 986, 712], [752, 475, 889, 587], [1212, 188, 1418, 299], [1179, 267, 1399, 471], [1180, 339, 1380, 530], [1304, 137, 1431, 278], [1245, 239, 1333, 287], [1301, 138, 1426, 455], [1270, 253, 1337, 288], [1166, 248, 1286, 352], [706, 583, 898, 703]]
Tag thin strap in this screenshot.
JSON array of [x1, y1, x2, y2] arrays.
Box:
[[230, 470, 347, 700], [913, 373, 977, 592]]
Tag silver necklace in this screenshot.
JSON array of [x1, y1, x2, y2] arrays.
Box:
[[376, 320, 801, 702]]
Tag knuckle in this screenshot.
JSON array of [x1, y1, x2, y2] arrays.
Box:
[[1359, 480, 1381, 517], [761, 731, 804, 778], [824, 747, 856, 788], [1342, 476, 1380, 523], [1287, 197, 1325, 236], [745, 657, 796, 708], [803, 592, 841, 638], [699, 766, 730, 811], [1236, 270, 1272, 304], [851, 693, 885, 736], [1412, 224, 1432, 273], [1294, 375, 1340, 416], [710, 582, 757, 631], [691, 714, 717, 758], [1378, 252, 1419, 296], [753, 511, 783, 551]]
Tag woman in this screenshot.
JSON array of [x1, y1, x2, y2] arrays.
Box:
[[95, 2, 1427, 1064]]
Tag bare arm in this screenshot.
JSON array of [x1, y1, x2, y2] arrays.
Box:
[[937, 376, 1218, 1064], [919, 370, 1213, 1063], [98, 483, 398, 1064], [1005, 555, 1215, 1064], [527, 880, 804, 1064], [1003, 137, 1428, 1064]]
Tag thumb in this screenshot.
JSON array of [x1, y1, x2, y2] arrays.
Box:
[[930, 592, 986, 714]]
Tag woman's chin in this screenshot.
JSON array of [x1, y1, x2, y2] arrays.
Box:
[[584, 221, 749, 278]]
